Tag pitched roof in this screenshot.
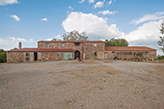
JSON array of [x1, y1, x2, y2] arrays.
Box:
[[7, 48, 74, 52], [105, 46, 156, 51], [38, 40, 105, 43]]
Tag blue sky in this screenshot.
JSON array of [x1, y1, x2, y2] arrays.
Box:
[[0, 0, 164, 55]]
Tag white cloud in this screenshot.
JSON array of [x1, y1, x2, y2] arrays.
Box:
[[8, 37, 34, 43], [119, 20, 163, 55], [46, 35, 61, 41], [55, 35, 61, 38], [121, 20, 161, 44], [94, 1, 104, 8], [46, 38, 52, 41], [78, 0, 85, 3], [0, 37, 34, 50], [89, 0, 95, 3], [10, 15, 21, 21], [131, 11, 164, 25], [62, 12, 124, 40], [41, 18, 48, 22], [0, 0, 18, 6], [108, 0, 112, 5], [62, 11, 164, 55], [98, 10, 118, 15], [68, 6, 74, 10]]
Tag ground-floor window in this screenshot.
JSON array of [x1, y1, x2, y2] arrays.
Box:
[[94, 52, 97, 56]]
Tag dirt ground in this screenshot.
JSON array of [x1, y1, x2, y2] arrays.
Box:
[[0, 60, 164, 109]]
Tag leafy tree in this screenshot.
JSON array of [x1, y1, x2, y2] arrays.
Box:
[[158, 20, 164, 53], [51, 38, 57, 41], [105, 38, 129, 46], [157, 55, 164, 60], [0, 49, 6, 63], [62, 30, 88, 41]]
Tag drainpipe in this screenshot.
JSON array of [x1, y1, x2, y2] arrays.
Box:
[[121, 51, 123, 60], [6, 52, 8, 63]]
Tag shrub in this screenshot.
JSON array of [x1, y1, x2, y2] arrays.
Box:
[[157, 55, 164, 60]]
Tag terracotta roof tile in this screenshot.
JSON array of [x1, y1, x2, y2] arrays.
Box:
[[8, 48, 74, 52], [105, 46, 156, 51]]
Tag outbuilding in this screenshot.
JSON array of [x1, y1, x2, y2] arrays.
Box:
[[7, 48, 74, 63]]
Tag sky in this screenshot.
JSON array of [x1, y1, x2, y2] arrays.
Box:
[[0, 0, 164, 55]]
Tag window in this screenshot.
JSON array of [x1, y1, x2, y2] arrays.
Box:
[[94, 43, 97, 47], [46, 43, 49, 47], [61, 43, 64, 47], [75, 43, 80, 46], [94, 52, 97, 56], [26, 57, 29, 61], [26, 53, 28, 56]]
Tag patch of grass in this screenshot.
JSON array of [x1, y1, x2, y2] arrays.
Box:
[[64, 100, 72, 105], [48, 72, 53, 74], [148, 70, 153, 73], [107, 71, 115, 75]]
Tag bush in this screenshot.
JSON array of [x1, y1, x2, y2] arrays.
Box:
[[157, 55, 164, 60], [0, 49, 6, 63]]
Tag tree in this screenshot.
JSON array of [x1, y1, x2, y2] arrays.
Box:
[[158, 20, 164, 53], [105, 38, 129, 46], [51, 38, 57, 41], [62, 30, 88, 41], [0, 49, 6, 63]]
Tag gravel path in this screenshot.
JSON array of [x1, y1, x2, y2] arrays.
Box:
[[0, 60, 164, 109]]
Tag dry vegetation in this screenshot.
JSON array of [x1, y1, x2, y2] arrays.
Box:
[[0, 60, 164, 108]]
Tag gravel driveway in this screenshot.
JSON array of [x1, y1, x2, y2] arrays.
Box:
[[0, 60, 164, 109]]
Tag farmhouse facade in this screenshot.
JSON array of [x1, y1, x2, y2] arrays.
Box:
[[7, 41, 156, 63]]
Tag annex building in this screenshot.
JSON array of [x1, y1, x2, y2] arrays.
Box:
[[7, 41, 156, 63]]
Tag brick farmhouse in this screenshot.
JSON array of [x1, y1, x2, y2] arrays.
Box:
[[7, 41, 156, 63]]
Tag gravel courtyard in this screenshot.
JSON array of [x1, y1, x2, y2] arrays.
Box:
[[0, 60, 164, 109]]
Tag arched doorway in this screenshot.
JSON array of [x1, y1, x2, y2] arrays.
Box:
[[75, 50, 80, 59]]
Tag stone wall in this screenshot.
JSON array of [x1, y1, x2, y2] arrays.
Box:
[[105, 50, 156, 60], [41, 52, 63, 61], [82, 42, 105, 59], [7, 52, 24, 63], [38, 41, 105, 60]]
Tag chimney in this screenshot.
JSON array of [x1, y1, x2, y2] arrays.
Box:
[[19, 42, 22, 49]]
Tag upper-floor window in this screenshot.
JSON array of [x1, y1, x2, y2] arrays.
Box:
[[94, 43, 97, 47], [46, 43, 49, 47], [75, 43, 80, 46], [61, 43, 64, 47], [26, 53, 29, 56]]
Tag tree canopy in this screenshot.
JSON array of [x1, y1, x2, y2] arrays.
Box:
[[105, 38, 129, 46], [62, 30, 88, 41], [158, 20, 164, 53]]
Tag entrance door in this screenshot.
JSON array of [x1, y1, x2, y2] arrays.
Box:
[[75, 50, 80, 59], [34, 52, 37, 61]]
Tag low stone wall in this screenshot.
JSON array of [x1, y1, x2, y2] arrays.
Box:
[[7, 52, 24, 63], [105, 50, 156, 61]]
